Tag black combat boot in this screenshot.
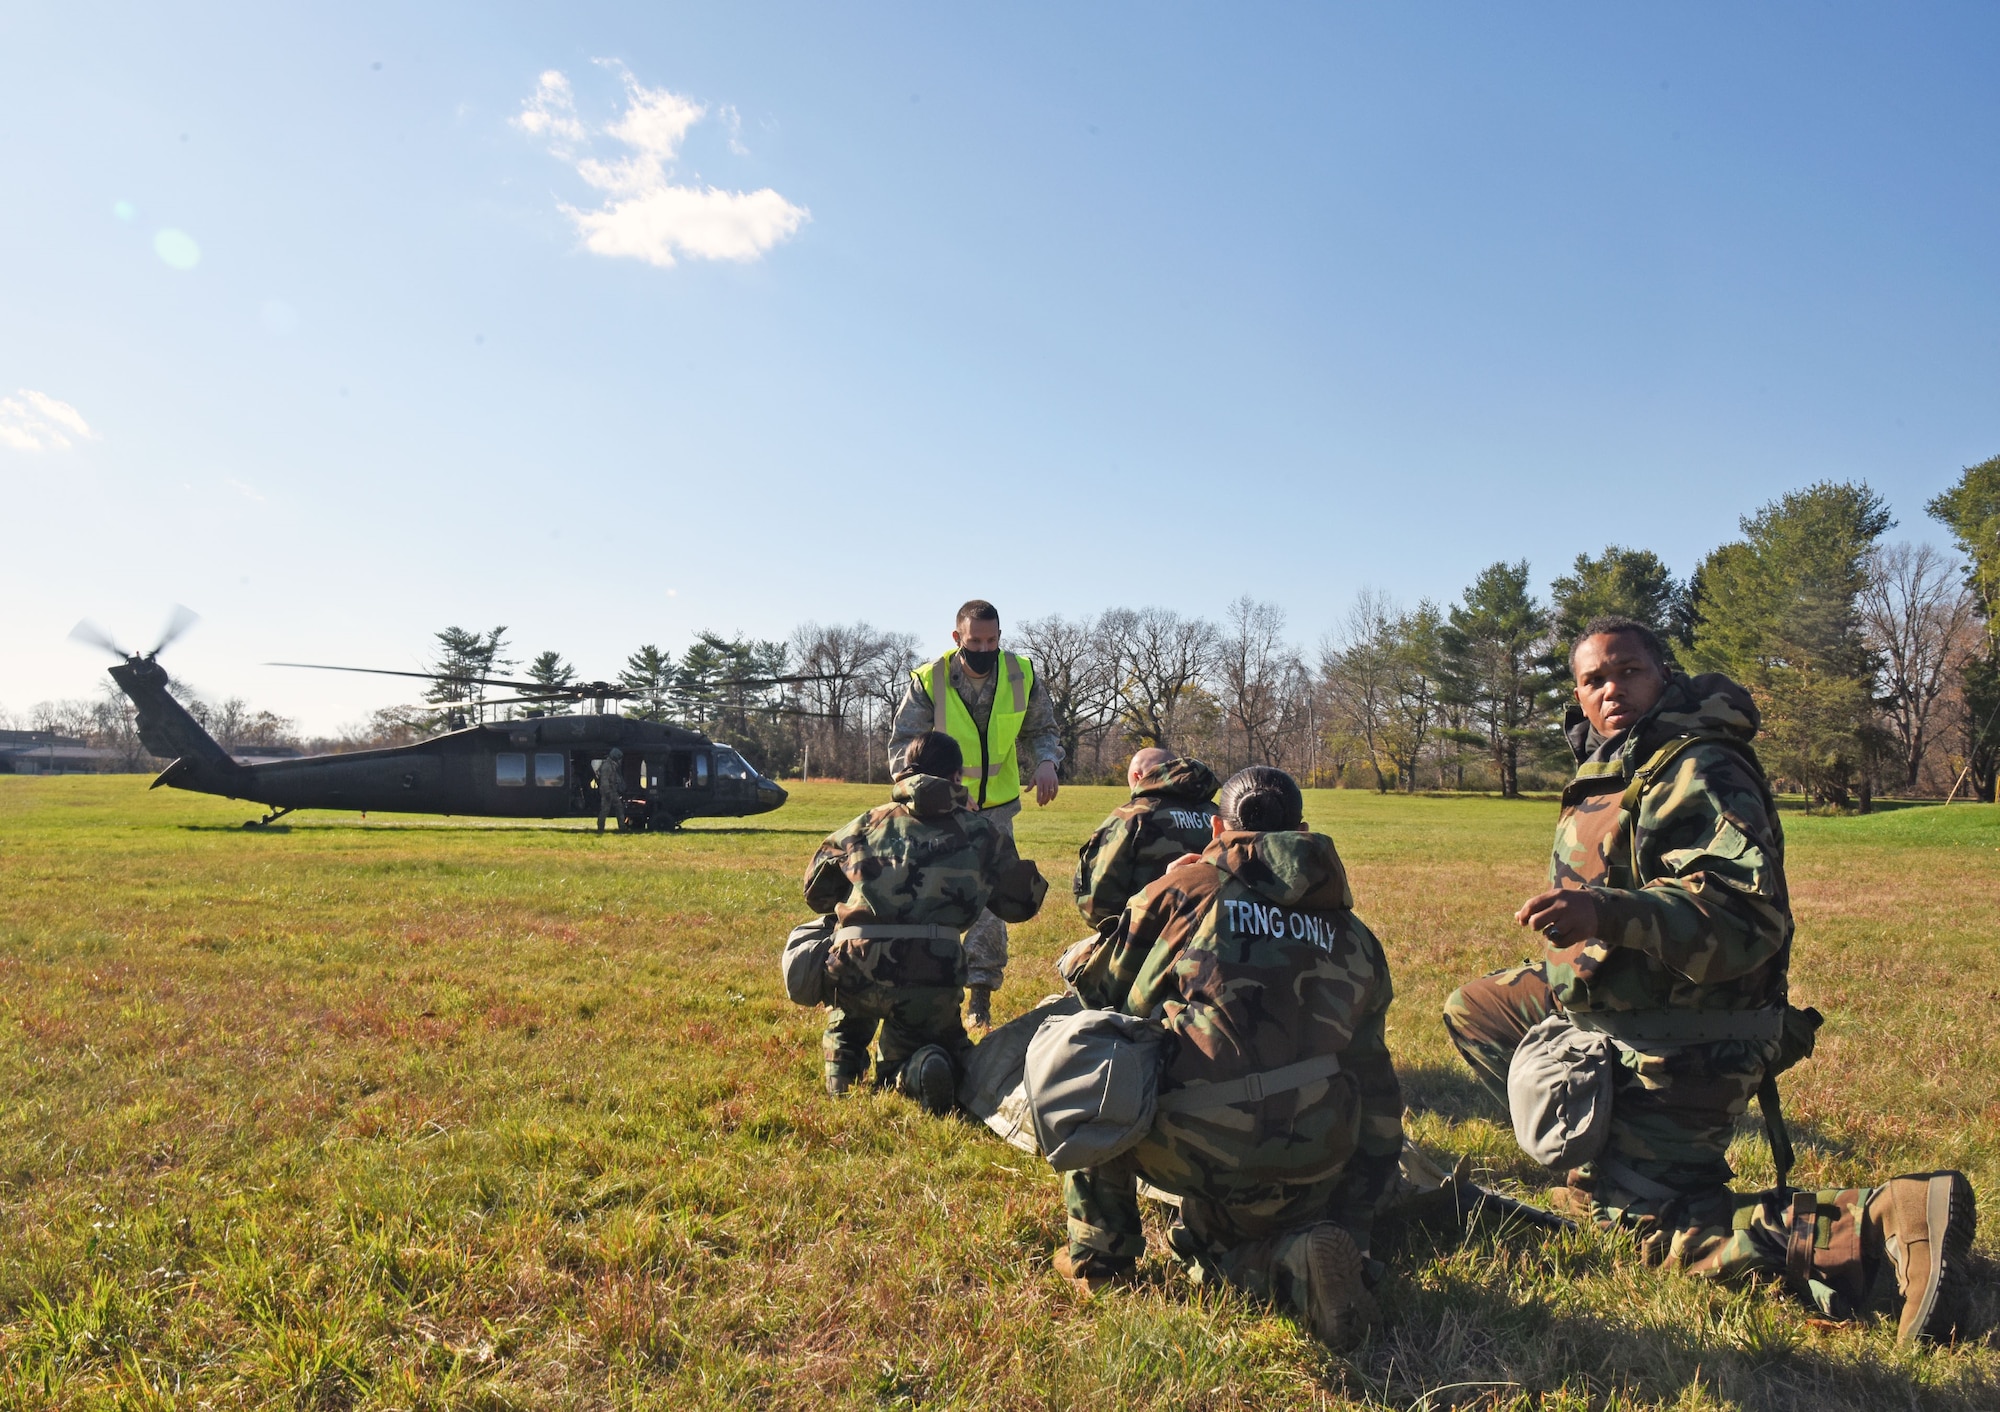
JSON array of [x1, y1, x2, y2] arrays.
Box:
[[897, 1045, 957, 1117]]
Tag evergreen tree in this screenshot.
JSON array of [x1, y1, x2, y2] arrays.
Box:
[[1926, 453, 2000, 799], [522, 651, 576, 718], [1688, 481, 1891, 806], [619, 645, 675, 722], [1441, 562, 1554, 797], [1549, 546, 1689, 671], [426, 626, 511, 727]]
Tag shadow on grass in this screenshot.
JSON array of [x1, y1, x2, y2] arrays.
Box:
[[1399, 1061, 1506, 1125], [1359, 1235, 1999, 1412]]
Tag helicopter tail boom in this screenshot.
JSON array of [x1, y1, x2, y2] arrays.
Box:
[[106, 658, 247, 795]]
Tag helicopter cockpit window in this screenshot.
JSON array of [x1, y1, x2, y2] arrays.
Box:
[[534, 752, 565, 787], [715, 749, 753, 781], [692, 753, 710, 787], [495, 753, 527, 787]]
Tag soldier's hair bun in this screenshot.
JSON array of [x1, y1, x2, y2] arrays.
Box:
[[898, 730, 964, 781], [1218, 766, 1303, 831]]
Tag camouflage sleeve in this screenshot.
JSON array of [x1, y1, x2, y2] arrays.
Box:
[[981, 820, 1048, 924], [886, 674, 932, 772], [1069, 872, 1184, 1011], [1072, 816, 1140, 928], [802, 836, 852, 913], [1329, 921, 1403, 1246], [1587, 745, 1791, 984], [1022, 672, 1065, 767]]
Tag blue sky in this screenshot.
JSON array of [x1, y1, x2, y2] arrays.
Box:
[[3, 3, 1996, 732]]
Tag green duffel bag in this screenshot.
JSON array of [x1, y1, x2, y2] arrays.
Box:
[[780, 915, 835, 1008], [1024, 1007, 1169, 1171]]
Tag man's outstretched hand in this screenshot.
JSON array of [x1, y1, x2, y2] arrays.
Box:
[[1033, 761, 1060, 807]]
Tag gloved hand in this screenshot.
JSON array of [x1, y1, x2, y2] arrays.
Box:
[[965, 984, 993, 1032]]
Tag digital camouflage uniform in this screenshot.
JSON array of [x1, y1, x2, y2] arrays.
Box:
[[1072, 756, 1221, 929], [803, 772, 1047, 1088], [1062, 830, 1405, 1317], [888, 653, 1064, 992], [1441, 673, 1895, 1311]]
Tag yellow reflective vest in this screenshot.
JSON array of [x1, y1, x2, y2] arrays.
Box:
[[917, 649, 1034, 809]]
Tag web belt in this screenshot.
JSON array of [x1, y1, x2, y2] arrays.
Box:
[[1153, 1052, 1342, 1114], [1568, 1005, 1783, 1046], [832, 924, 963, 944]]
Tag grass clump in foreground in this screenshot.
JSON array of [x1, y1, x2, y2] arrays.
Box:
[[0, 776, 1993, 1410]]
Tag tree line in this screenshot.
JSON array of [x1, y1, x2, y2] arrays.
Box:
[[12, 460, 1999, 802]]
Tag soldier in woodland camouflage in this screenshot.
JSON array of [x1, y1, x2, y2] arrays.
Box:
[[1073, 749, 1221, 929], [803, 731, 1047, 1112], [1442, 618, 1976, 1344], [1057, 767, 1403, 1348]]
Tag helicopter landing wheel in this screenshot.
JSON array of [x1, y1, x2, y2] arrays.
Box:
[[242, 806, 294, 829]]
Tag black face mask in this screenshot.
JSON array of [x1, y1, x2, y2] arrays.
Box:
[[958, 648, 1000, 674]]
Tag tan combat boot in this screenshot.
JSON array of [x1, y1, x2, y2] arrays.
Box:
[[1301, 1223, 1378, 1351], [1864, 1171, 1977, 1345], [1052, 1248, 1133, 1296]]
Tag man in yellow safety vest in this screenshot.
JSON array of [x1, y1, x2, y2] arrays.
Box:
[[888, 599, 1066, 1029]]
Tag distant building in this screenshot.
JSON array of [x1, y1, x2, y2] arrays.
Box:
[[0, 730, 120, 774]]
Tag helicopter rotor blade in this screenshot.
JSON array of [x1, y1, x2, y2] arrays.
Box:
[[265, 662, 553, 693], [68, 619, 131, 659], [151, 604, 200, 657]]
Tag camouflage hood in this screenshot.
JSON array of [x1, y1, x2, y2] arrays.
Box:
[[1131, 755, 1221, 803], [889, 772, 970, 818], [1565, 672, 1761, 768], [1202, 830, 1354, 913]]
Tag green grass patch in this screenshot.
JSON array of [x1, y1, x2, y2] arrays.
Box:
[[0, 777, 1994, 1409]]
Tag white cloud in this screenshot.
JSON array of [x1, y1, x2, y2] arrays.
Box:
[[516, 66, 808, 269], [0, 390, 98, 452]]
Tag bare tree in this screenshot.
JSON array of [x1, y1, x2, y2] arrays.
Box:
[[1099, 607, 1220, 751], [1861, 542, 1978, 790], [789, 621, 907, 778], [1014, 613, 1120, 779], [1216, 597, 1296, 769], [1319, 590, 1401, 792]]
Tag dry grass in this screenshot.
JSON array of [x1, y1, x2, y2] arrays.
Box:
[[0, 777, 1993, 1410]]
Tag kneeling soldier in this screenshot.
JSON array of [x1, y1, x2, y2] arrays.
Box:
[[1058, 767, 1405, 1348], [1443, 616, 1977, 1344], [1072, 748, 1222, 930], [803, 731, 1047, 1113]]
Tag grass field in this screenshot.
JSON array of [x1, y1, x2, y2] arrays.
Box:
[[0, 776, 1995, 1411]]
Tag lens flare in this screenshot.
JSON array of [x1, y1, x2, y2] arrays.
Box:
[[113, 200, 136, 222], [154, 229, 201, 270]]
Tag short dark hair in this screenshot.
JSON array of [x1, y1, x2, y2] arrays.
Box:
[[955, 599, 1000, 628], [897, 730, 963, 780], [1570, 615, 1668, 672], [1217, 766, 1304, 831]]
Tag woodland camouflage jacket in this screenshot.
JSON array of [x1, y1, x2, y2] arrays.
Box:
[[1544, 672, 1793, 1016], [1071, 756, 1222, 927], [803, 773, 1047, 988], [1069, 830, 1404, 1212]]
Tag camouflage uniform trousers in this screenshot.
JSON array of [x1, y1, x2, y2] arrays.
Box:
[[1443, 961, 1868, 1304], [822, 984, 971, 1088], [961, 799, 1019, 991], [1064, 1154, 1344, 1317]]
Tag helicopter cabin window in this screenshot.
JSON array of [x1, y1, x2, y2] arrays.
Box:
[[495, 753, 527, 787], [534, 752, 565, 787], [716, 749, 753, 781]]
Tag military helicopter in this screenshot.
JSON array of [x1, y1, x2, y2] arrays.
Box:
[[75, 612, 790, 830]]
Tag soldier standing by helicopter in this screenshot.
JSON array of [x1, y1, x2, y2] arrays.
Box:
[[596, 746, 626, 833], [887, 599, 1064, 1031]]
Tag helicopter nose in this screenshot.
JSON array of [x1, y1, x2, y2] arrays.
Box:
[[757, 780, 788, 811]]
